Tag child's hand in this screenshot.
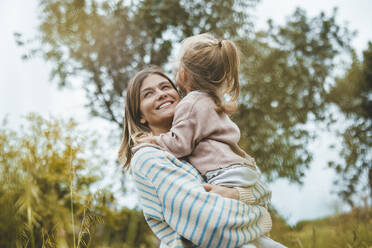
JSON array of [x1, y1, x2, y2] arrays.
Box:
[[137, 135, 157, 145]]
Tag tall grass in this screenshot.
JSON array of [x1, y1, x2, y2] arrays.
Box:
[[69, 144, 77, 248], [270, 207, 372, 247], [1, 114, 155, 247]]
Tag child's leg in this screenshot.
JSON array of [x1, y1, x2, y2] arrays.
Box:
[[241, 243, 257, 248], [204, 165, 286, 247], [204, 164, 259, 187], [205, 165, 271, 207]]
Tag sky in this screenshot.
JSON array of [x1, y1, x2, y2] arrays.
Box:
[[1, 0, 371, 225]]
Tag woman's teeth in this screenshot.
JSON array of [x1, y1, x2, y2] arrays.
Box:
[[159, 102, 172, 109]]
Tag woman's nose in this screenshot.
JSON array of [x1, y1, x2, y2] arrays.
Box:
[[155, 89, 167, 99]]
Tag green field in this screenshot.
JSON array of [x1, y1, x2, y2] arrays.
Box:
[[269, 207, 372, 248]]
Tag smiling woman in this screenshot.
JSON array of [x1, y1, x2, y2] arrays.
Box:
[[118, 67, 178, 169], [139, 74, 180, 135]]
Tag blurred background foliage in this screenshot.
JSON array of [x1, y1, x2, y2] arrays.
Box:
[[269, 206, 372, 247], [0, 114, 154, 247], [7, 0, 372, 246]]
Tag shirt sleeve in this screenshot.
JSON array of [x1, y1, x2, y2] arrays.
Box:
[[154, 94, 216, 158], [236, 184, 272, 209], [131, 147, 272, 248]]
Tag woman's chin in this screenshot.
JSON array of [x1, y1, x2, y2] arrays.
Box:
[[162, 111, 176, 122]]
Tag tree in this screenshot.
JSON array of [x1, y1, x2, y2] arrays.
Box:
[[17, 0, 257, 127], [234, 8, 354, 181], [327, 43, 372, 207], [0, 114, 154, 247], [18, 1, 353, 184]]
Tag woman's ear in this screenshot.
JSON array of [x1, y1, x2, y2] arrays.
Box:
[[140, 118, 146, 125]]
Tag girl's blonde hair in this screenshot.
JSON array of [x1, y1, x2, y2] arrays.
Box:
[[118, 66, 178, 169], [179, 33, 240, 115]]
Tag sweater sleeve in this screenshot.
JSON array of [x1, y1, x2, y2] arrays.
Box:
[[131, 147, 272, 248], [154, 94, 216, 158], [236, 183, 272, 209], [131, 159, 193, 247]]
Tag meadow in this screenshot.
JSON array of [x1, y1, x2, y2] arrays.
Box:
[[270, 207, 372, 248]]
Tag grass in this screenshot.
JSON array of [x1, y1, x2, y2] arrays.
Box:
[[269, 207, 372, 248]]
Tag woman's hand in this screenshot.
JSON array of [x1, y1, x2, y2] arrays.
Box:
[[203, 183, 239, 200]]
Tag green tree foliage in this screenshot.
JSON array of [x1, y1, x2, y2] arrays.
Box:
[[327, 43, 372, 206], [0, 114, 99, 247], [19, 0, 256, 126], [0, 114, 154, 247], [18, 1, 353, 184], [235, 8, 354, 182]]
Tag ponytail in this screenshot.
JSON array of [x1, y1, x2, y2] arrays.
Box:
[[179, 33, 240, 115]]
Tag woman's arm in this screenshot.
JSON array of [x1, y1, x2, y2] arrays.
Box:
[[236, 186, 272, 208], [203, 182, 272, 209], [132, 147, 272, 248]]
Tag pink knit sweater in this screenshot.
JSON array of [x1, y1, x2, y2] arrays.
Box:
[[155, 91, 256, 175]]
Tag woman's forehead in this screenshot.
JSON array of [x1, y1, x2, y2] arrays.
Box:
[[141, 74, 170, 91]]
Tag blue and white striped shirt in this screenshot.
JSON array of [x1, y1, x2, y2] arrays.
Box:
[[131, 147, 272, 247]]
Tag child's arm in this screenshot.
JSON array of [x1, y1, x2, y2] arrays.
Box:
[[137, 135, 157, 145], [154, 95, 216, 158]]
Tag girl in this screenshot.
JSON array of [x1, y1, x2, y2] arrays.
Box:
[[145, 34, 269, 205]]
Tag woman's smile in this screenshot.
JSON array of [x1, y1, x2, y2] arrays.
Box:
[[156, 100, 174, 110]]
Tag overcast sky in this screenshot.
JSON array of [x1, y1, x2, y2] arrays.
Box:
[[1, 0, 371, 225]]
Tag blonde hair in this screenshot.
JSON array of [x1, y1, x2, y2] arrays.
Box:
[[179, 33, 240, 115], [118, 66, 177, 169]]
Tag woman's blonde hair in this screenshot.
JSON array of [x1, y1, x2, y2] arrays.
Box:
[[118, 66, 177, 169], [179, 33, 240, 115]]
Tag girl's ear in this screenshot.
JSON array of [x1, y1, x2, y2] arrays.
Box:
[[140, 117, 146, 125], [177, 66, 187, 80], [182, 68, 188, 81], [176, 65, 190, 94]]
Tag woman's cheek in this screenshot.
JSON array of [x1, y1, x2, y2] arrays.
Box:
[[140, 98, 152, 118]]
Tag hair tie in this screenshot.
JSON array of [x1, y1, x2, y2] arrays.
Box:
[[218, 40, 222, 48]]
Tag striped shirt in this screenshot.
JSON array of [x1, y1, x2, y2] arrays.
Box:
[[131, 147, 272, 247]]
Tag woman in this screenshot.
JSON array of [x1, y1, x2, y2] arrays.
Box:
[[118, 67, 276, 247]]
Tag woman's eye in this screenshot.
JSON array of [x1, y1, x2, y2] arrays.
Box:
[[144, 91, 152, 97], [162, 85, 170, 90]]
